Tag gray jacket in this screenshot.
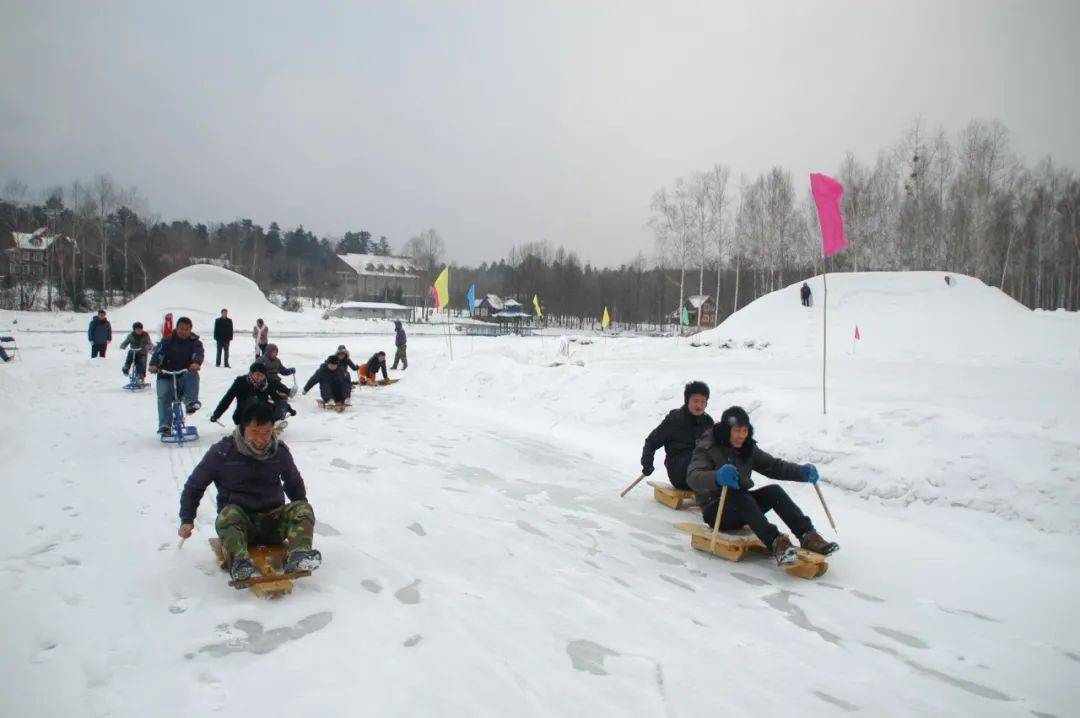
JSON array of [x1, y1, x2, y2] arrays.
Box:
[[686, 428, 803, 507], [120, 331, 154, 353]]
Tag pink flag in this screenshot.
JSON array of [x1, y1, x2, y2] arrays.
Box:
[[811, 173, 847, 257], [854, 325, 861, 340]]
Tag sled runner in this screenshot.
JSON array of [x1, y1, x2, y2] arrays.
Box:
[[352, 378, 399, 387], [647, 481, 699, 511], [316, 400, 347, 413], [209, 538, 310, 598], [674, 522, 829, 580]]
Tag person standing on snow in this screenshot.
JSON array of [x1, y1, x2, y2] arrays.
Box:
[[800, 282, 812, 307], [88, 309, 112, 358], [161, 312, 174, 339], [213, 308, 234, 368], [686, 405, 838, 566], [252, 318, 269, 357], [119, 321, 154, 379], [178, 401, 321, 581], [640, 381, 714, 491], [391, 320, 408, 370], [149, 316, 204, 436]]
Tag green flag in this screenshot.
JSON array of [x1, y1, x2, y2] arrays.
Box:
[[680, 306, 690, 326]]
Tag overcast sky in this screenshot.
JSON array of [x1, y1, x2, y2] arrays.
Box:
[[2, 1, 1078, 265]]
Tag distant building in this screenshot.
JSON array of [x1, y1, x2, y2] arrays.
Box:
[[687, 294, 718, 327], [474, 294, 530, 321], [5, 229, 74, 278], [323, 301, 413, 320], [335, 253, 422, 304]]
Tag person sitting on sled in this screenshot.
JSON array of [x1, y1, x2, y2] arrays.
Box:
[[357, 350, 389, 385], [261, 343, 295, 385], [178, 401, 321, 581], [303, 355, 350, 405], [210, 361, 295, 426], [686, 405, 838, 565], [640, 380, 714, 491], [119, 321, 154, 380]]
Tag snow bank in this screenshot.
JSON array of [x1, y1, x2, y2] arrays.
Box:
[[110, 264, 286, 331], [697, 271, 1080, 365]]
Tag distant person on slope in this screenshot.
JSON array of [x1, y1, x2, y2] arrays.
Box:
[[119, 321, 154, 379], [149, 316, 204, 436], [210, 361, 295, 426], [261, 344, 295, 384], [358, 351, 389, 385], [161, 312, 174, 339], [213, 308, 234, 368], [641, 381, 714, 491], [391, 321, 408, 370], [252, 318, 269, 357], [88, 309, 112, 358], [177, 401, 320, 582], [303, 355, 350, 405], [800, 282, 812, 307], [686, 405, 838, 566]]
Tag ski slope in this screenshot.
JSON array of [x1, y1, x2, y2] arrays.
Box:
[[1, 271, 1078, 717]]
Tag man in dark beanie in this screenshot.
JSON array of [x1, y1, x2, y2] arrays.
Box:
[[640, 380, 714, 490], [686, 405, 838, 566], [210, 361, 292, 425]]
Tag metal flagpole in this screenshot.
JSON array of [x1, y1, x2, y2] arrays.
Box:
[[822, 254, 829, 415]]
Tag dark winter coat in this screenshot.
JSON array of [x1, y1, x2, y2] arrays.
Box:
[[304, 359, 344, 394], [213, 316, 234, 342], [365, 353, 388, 380], [800, 284, 811, 301], [261, 344, 295, 381], [685, 427, 804, 509], [149, 332, 205, 372], [119, 331, 154, 353], [88, 317, 112, 344], [179, 436, 307, 523], [641, 407, 715, 475], [212, 374, 290, 424], [335, 352, 358, 371], [395, 323, 407, 347]]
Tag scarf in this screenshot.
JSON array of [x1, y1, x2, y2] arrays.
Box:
[[232, 427, 277, 461]]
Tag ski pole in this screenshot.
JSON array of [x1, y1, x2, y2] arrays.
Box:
[[619, 473, 645, 498], [708, 486, 729, 554], [814, 483, 838, 534]]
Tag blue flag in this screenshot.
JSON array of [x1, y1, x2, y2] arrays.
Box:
[[466, 284, 476, 316]]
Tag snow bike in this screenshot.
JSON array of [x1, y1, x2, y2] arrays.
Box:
[[159, 369, 199, 444], [122, 348, 149, 391]]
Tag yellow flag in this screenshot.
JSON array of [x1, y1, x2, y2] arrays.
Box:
[[432, 267, 449, 310], [532, 294, 542, 317], [601, 307, 610, 329]]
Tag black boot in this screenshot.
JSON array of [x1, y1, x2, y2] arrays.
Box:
[[284, 549, 322, 573], [229, 556, 258, 582], [799, 530, 839, 556]]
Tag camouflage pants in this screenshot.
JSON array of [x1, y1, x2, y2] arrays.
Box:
[[215, 501, 315, 563]]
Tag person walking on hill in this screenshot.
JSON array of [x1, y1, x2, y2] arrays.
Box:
[[214, 308, 234, 368], [392, 321, 408, 370], [640, 381, 714, 491], [88, 309, 112, 358], [800, 282, 812, 307], [686, 405, 838, 566]]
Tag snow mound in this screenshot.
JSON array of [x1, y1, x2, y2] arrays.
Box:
[[112, 265, 284, 333], [698, 271, 1079, 364]]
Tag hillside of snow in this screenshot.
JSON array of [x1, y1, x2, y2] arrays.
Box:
[[1, 270, 1078, 717]]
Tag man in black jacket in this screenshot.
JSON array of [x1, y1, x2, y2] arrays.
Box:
[[640, 381, 714, 490], [149, 317, 204, 435], [211, 361, 293, 425], [213, 308, 234, 367], [178, 401, 320, 581], [686, 405, 838, 565], [303, 356, 350, 405]]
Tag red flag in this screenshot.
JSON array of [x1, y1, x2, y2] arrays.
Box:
[[854, 325, 861, 340], [811, 173, 847, 257]]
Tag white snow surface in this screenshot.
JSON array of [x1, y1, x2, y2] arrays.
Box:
[[2, 270, 1079, 717]]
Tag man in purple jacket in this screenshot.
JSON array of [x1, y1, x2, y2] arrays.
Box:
[[177, 401, 321, 581]]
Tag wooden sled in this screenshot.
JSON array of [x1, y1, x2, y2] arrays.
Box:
[[647, 481, 700, 511], [209, 538, 311, 598], [674, 522, 828, 580], [351, 378, 399, 387], [315, 400, 347, 412]]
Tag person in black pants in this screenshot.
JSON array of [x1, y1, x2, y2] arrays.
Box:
[[214, 308, 234, 367], [686, 405, 838, 564], [88, 309, 112, 358], [640, 381, 714, 490], [800, 282, 812, 307]]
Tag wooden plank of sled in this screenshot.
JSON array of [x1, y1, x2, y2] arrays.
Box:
[[647, 481, 697, 510], [674, 522, 828, 579], [209, 539, 307, 597]]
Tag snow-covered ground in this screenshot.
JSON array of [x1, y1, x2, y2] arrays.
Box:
[[1, 269, 1078, 717]]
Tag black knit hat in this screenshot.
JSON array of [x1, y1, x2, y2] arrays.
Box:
[[715, 405, 754, 447], [684, 380, 710, 404], [249, 361, 267, 374]]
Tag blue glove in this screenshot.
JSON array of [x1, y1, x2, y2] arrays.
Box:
[[715, 464, 740, 489], [800, 464, 819, 484]]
